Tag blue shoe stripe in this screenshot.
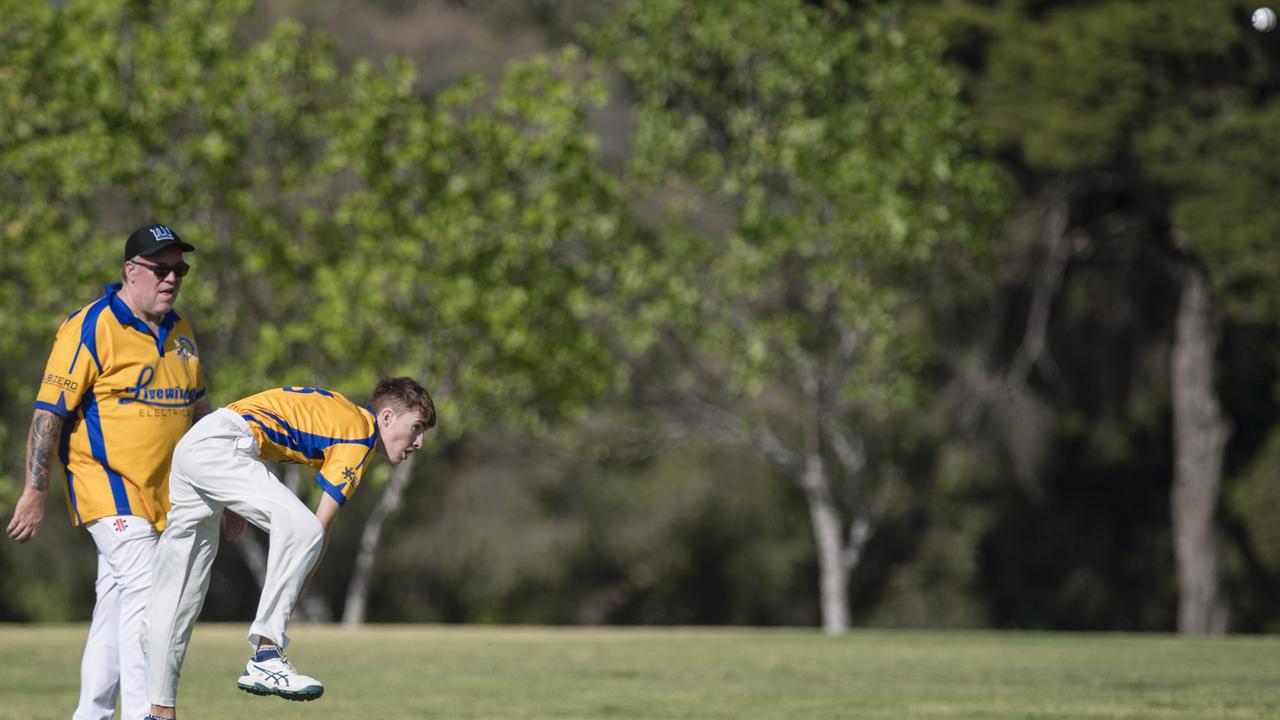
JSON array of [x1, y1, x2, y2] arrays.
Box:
[[251, 663, 294, 685]]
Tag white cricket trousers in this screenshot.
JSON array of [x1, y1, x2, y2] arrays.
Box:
[[143, 408, 325, 707], [75, 515, 157, 720]]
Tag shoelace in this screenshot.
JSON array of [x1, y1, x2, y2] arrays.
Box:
[[254, 653, 297, 675]]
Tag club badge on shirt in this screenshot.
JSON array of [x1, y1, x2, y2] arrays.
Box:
[[175, 335, 198, 359]]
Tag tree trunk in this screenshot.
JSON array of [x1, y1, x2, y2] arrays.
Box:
[[342, 453, 417, 628], [1170, 264, 1229, 635], [800, 451, 850, 635]]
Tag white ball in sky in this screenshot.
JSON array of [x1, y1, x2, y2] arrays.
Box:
[[1253, 7, 1277, 32]]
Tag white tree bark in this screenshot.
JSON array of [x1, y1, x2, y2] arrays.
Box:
[[1170, 264, 1229, 635], [342, 453, 417, 628], [800, 451, 850, 634]]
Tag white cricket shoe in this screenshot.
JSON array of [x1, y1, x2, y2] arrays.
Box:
[[236, 653, 325, 701]]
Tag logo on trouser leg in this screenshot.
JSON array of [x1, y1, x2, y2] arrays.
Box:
[[114, 517, 128, 532]]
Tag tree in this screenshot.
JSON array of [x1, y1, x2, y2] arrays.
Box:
[[929, 0, 1280, 633], [597, 0, 1006, 633]]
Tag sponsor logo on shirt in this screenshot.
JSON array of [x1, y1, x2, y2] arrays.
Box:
[[42, 373, 79, 392], [119, 367, 199, 408]]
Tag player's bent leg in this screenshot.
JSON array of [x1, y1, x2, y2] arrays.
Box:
[[247, 505, 323, 651], [232, 481, 326, 701]]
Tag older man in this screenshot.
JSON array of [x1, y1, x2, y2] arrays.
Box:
[[7, 223, 214, 720]]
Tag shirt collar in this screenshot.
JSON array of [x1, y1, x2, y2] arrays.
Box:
[[105, 282, 180, 332]]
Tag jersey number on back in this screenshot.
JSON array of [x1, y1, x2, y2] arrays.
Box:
[[282, 386, 334, 397]]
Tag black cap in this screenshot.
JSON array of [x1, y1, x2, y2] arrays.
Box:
[[124, 223, 195, 262]]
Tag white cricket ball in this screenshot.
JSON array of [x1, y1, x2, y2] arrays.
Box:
[[1253, 7, 1277, 32]]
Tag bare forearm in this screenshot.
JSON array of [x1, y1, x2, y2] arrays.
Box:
[[8, 410, 62, 542], [25, 410, 62, 493]]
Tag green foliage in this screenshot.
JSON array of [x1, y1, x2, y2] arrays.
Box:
[[968, 1, 1240, 172], [943, 0, 1280, 321], [314, 47, 626, 433], [0, 0, 132, 474], [1138, 100, 1280, 321], [598, 0, 1006, 410]]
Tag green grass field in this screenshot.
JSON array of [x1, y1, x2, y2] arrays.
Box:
[[1, 624, 1277, 719]]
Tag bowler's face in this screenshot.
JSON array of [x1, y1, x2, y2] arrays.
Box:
[[125, 246, 187, 317], [380, 408, 430, 465]]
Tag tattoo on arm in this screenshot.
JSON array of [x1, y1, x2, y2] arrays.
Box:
[[26, 411, 63, 493]]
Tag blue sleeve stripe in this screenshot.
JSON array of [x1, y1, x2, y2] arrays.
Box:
[[355, 442, 375, 470], [76, 296, 110, 374], [35, 397, 72, 416], [314, 472, 348, 506], [81, 392, 132, 517]]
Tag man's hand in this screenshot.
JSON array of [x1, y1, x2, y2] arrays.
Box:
[[223, 509, 247, 542], [6, 490, 47, 543]]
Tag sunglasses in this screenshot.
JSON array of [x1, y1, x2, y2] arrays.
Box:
[[131, 259, 191, 280]]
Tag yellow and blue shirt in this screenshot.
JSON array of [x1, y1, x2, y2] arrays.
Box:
[[35, 282, 206, 530], [226, 387, 378, 506]]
